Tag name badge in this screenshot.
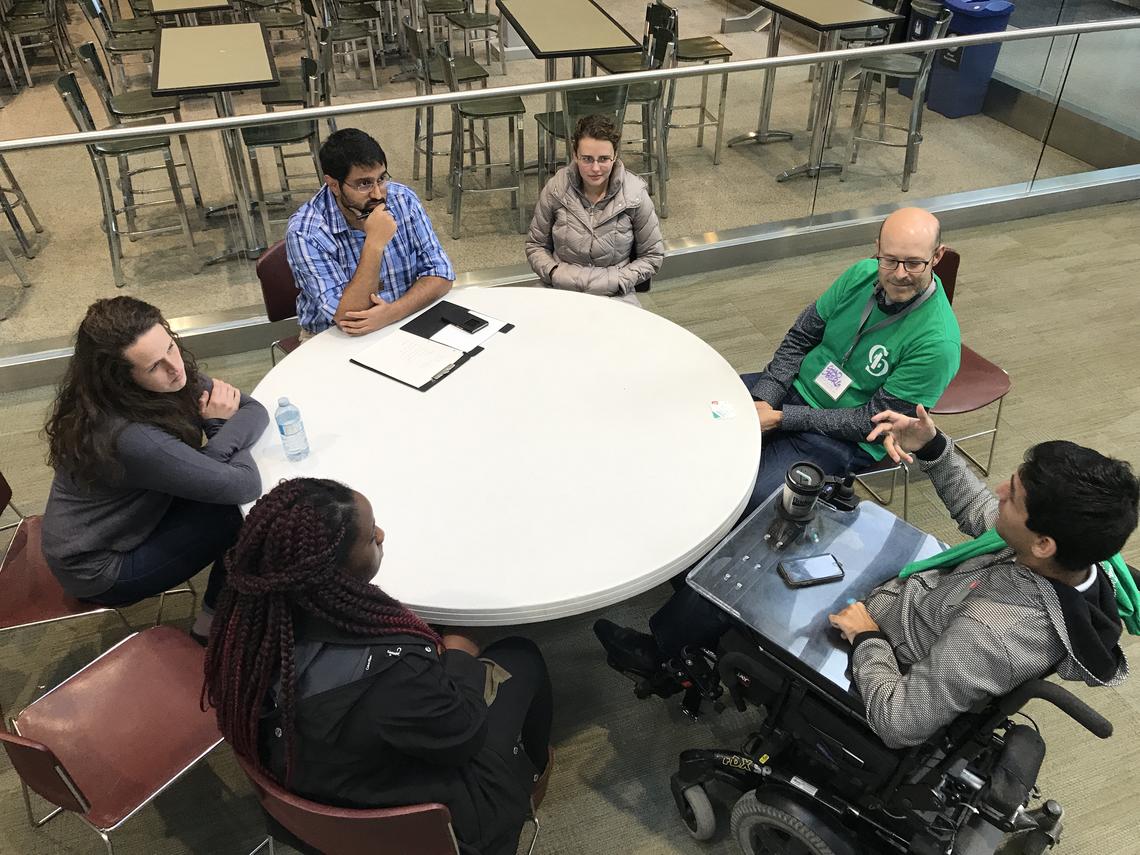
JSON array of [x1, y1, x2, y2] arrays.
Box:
[[814, 361, 852, 401]]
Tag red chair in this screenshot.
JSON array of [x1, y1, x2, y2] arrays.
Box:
[[0, 626, 223, 854], [0, 468, 195, 682], [931, 248, 1011, 475], [236, 747, 550, 855], [236, 754, 464, 855], [257, 239, 302, 365], [0, 469, 128, 643]]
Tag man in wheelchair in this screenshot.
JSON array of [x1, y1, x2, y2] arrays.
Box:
[[597, 407, 1139, 854]]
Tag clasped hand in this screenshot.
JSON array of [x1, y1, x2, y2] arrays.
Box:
[[198, 379, 240, 420], [339, 292, 394, 336]]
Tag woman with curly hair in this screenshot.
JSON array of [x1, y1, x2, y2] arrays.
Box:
[[204, 478, 553, 855], [42, 296, 267, 640]]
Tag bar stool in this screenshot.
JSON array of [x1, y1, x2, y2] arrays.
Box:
[[300, 0, 377, 91], [5, 0, 72, 87], [664, 25, 731, 166], [438, 44, 524, 238], [237, 0, 307, 51], [841, 9, 952, 192], [75, 41, 202, 210], [77, 0, 155, 91], [422, 0, 464, 49], [55, 72, 197, 289], [445, 0, 505, 76], [403, 18, 489, 201], [335, 0, 388, 67], [262, 27, 338, 136], [242, 57, 323, 243], [622, 24, 673, 218], [590, 1, 674, 76], [0, 155, 43, 259]]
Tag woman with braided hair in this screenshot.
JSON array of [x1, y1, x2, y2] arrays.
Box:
[[42, 296, 267, 641], [204, 478, 553, 855]]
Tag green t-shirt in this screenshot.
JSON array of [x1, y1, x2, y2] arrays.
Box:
[[791, 258, 961, 460]]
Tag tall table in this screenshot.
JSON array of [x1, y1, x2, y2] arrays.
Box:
[[687, 488, 943, 704], [496, 0, 640, 112], [728, 0, 902, 182], [248, 287, 762, 626], [151, 22, 278, 261], [149, 0, 232, 26]]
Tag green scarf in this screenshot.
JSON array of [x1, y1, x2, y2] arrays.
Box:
[[898, 528, 1139, 636]]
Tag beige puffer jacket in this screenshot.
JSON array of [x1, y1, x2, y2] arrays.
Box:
[[525, 160, 664, 305]]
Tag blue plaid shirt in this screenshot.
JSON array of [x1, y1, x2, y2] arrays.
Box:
[[285, 182, 455, 333]]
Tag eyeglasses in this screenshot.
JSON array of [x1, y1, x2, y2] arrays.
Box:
[[875, 255, 934, 274], [343, 171, 391, 193], [576, 155, 614, 166]]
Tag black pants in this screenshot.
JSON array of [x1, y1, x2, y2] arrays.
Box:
[[85, 499, 242, 610], [476, 637, 553, 855], [480, 637, 553, 776]]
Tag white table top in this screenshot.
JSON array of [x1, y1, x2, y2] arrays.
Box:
[[249, 287, 761, 625]]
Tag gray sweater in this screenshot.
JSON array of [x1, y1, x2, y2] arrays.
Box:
[[852, 437, 1128, 748], [41, 379, 269, 598]]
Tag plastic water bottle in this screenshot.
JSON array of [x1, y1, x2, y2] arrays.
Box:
[[275, 397, 310, 462]]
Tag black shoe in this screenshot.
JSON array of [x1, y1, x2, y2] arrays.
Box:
[[593, 619, 662, 676]]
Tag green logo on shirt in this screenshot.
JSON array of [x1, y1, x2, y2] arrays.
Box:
[[866, 344, 890, 377]]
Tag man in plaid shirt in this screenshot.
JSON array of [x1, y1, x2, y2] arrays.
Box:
[[286, 129, 454, 338]]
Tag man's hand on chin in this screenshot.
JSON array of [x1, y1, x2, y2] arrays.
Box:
[[339, 293, 393, 336], [754, 400, 783, 432], [829, 602, 879, 645]]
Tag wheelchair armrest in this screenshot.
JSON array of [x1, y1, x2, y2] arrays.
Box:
[[998, 679, 1113, 739]]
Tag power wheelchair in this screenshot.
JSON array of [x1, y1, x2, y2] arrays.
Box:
[[655, 628, 1113, 855], [605, 487, 1120, 855]]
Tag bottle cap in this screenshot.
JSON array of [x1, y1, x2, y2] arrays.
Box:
[[278, 397, 289, 407]]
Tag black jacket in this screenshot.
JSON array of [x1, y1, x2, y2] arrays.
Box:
[[259, 619, 535, 855]]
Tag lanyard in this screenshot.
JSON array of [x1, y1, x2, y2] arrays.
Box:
[[840, 282, 936, 366]]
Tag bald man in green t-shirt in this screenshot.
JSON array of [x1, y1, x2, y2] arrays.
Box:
[[593, 209, 962, 682], [740, 207, 961, 513]]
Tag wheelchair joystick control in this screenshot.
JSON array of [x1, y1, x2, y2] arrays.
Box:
[[765, 461, 825, 550]]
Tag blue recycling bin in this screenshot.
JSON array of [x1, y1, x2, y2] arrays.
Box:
[[927, 0, 1015, 118]]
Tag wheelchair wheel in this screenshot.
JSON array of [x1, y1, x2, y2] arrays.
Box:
[[679, 784, 717, 841], [730, 792, 840, 855]]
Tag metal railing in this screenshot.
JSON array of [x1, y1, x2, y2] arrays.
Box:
[[1, 16, 1137, 153]]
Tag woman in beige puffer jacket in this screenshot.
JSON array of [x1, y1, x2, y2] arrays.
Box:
[[525, 114, 664, 306]]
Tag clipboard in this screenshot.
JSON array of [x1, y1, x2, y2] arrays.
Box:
[[349, 329, 484, 391]]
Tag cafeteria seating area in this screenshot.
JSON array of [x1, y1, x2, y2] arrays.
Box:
[[2, 199, 1139, 854], [0, 0, 1121, 350], [1, 1, 1140, 853]]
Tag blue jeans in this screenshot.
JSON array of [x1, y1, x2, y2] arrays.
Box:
[[86, 499, 242, 610], [741, 374, 876, 516]]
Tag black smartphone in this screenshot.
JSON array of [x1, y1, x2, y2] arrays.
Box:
[[777, 554, 845, 588], [459, 315, 488, 334]]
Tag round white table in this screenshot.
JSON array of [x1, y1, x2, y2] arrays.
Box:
[[249, 287, 761, 625]]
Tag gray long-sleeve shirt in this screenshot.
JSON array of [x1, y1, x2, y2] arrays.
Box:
[[41, 379, 269, 598], [748, 300, 919, 442], [850, 436, 1127, 748]]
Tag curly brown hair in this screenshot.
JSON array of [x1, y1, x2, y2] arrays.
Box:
[[572, 113, 621, 152], [202, 478, 442, 784], [44, 297, 202, 486]]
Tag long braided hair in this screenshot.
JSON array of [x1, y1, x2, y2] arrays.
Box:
[[203, 478, 441, 783]]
